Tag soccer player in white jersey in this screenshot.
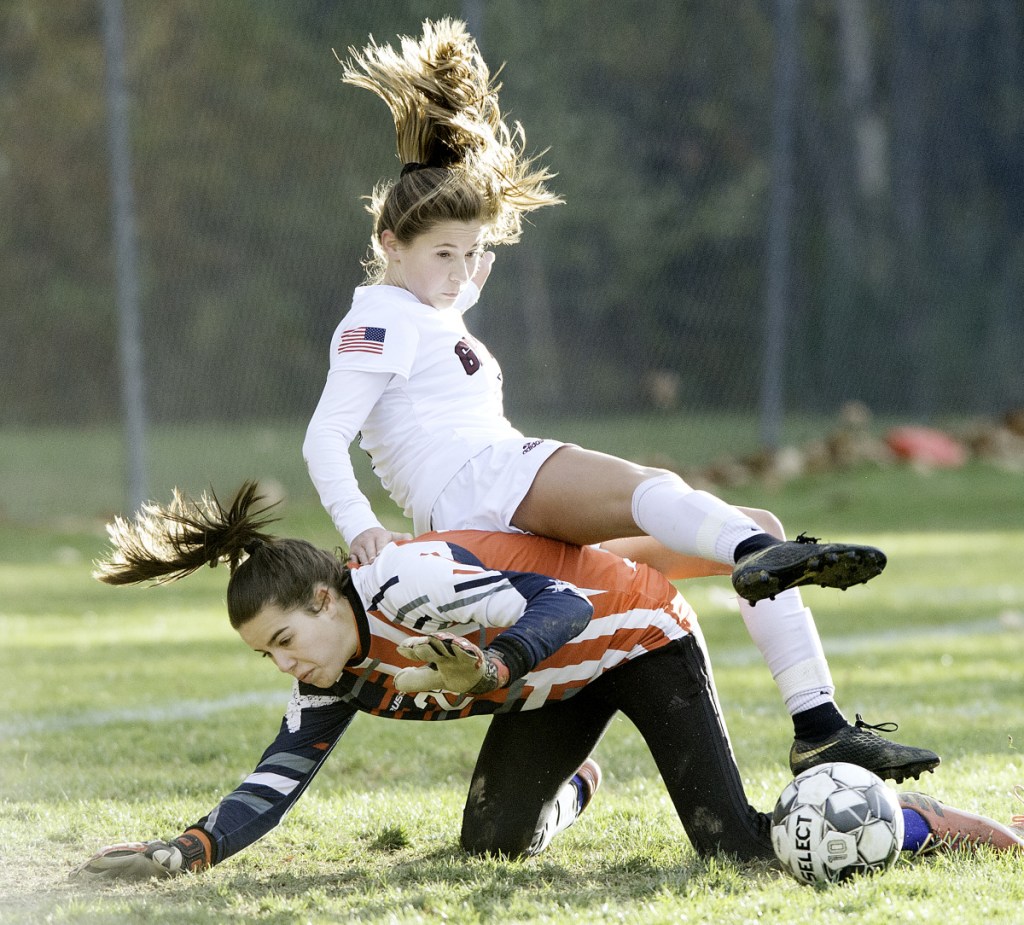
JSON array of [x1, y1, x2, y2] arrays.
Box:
[[301, 19, 937, 782], [71, 483, 1023, 879]]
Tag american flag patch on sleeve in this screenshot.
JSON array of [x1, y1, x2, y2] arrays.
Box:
[[338, 326, 386, 355]]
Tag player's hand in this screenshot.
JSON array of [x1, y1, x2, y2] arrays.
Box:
[[348, 528, 411, 566], [472, 250, 495, 291], [395, 632, 509, 694], [70, 835, 207, 881]]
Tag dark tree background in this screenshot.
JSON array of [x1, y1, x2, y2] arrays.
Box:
[[2, 0, 1022, 426]]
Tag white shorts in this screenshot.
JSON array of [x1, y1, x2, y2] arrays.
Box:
[[426, 437, 565, 535]]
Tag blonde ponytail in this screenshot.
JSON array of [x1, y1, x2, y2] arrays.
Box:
[[341, 18, 562, 280]]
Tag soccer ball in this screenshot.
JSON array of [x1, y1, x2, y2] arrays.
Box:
[[771, 761, 904, 885]]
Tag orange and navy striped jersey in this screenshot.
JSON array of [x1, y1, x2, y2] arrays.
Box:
[[343, 531, 693, 720], [190, 531, 695, 865]]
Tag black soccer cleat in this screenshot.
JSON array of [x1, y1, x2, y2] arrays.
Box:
[[732, 533, 887, 604], [790, 714, 940, 783]]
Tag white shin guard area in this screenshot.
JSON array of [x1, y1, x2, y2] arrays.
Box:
[[631, 473, 763, 564]]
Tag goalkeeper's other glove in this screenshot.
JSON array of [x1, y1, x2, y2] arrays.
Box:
[[70, 831, 209, 880], [395, 632, 510, 694]]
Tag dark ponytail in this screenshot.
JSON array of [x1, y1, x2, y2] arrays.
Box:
[[94, 481, 350, 629]]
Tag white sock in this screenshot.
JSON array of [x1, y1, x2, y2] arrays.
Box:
[[631, 473, 764, 564], [527, 778, 586, 856], [631, 473, 837, 716], [739, 588, 836, 715]]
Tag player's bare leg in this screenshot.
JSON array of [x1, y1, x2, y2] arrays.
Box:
[[516, 450, 936, 782], [510, 445, 658, 544], [602, 505, 788, 580], [899, 791, 1024, 853], [599, 535, 728, 579], [513, 446, 885, 602]]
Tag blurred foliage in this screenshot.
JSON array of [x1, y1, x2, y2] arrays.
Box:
[[1, 1, 1022, 426]]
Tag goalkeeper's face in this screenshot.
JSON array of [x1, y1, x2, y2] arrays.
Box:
[[238, 584, 360, 688]]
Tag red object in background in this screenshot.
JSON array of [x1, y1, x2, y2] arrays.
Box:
[[885, 426, 968, 468]]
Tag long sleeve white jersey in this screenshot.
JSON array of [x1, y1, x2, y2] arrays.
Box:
[[303, 284, 523, 543]]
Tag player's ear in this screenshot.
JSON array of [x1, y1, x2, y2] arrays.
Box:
[[380, 229, 401, 260], [310, 584, 332, 615]]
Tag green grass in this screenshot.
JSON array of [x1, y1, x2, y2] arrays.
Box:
[[2, 421, 1023, 923]]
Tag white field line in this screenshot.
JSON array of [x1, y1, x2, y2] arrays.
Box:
[[2, 690, 288, 738], [711, 616, 1019, 667], [4, 618, 1020, 738]]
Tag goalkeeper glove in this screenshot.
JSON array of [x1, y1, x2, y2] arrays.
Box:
[[395, 632, 509, 694], [70, 831, 209, 881]]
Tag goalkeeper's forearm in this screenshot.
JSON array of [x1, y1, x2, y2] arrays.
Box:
[[486, 585, 594, 679]]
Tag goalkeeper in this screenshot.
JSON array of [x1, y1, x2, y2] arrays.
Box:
[[72, 483, 1022, 880]]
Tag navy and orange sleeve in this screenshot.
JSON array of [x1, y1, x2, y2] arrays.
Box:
[[442, 541, 594, 682], [186, 691, 358, 866]]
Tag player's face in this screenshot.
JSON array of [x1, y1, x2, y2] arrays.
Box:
[[381, 221, 485, 308], [238, 585, 359, 688]]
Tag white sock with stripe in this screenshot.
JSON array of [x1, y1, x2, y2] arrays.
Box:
[[739, 588, 835, 715], [526, 778, 587, 856], [631, 473, 764, 564]]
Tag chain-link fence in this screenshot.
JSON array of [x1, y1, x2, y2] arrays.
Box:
[[2, 1, 1022, 434]]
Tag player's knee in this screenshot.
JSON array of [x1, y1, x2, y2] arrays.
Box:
[[461, 776, 544, 858], [740, 506, 786, 539], [636, 464, 677, 482], [686, 815, 776, 863], [460, 818, 533, 859]]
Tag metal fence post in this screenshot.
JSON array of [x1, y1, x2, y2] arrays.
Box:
[[100, 0, 148, 510]]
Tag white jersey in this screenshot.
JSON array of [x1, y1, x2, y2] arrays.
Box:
[[304, 284, 523, 543]]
